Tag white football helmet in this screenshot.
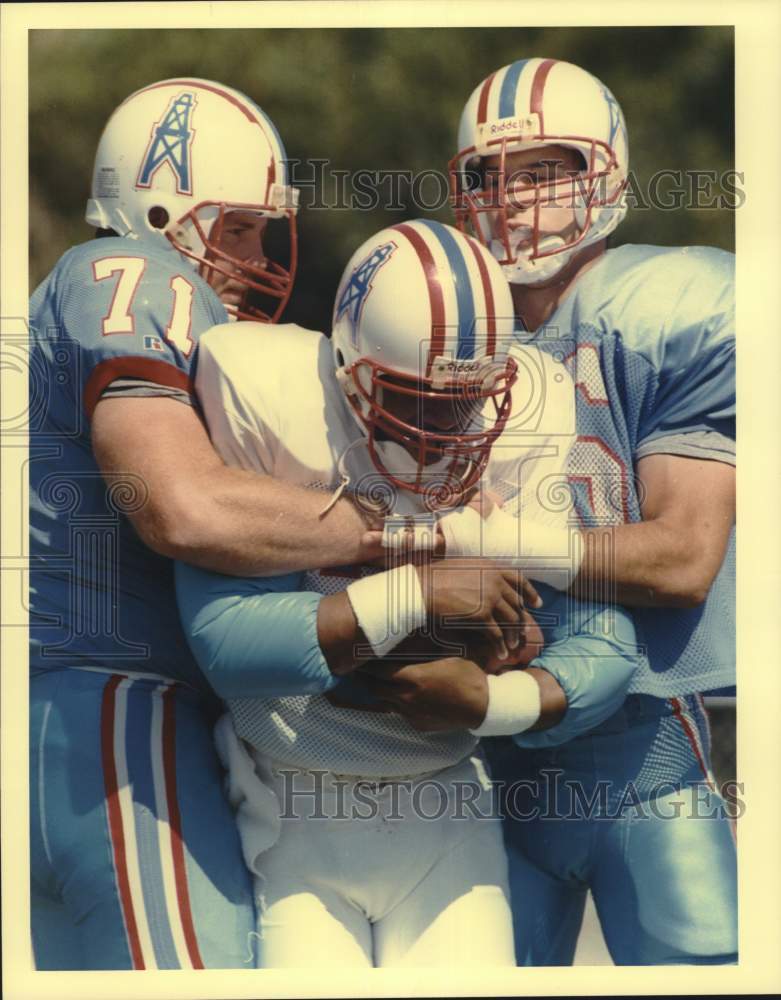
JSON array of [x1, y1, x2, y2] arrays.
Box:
[[332, 220, 518, 506], [86, 78, 299, 322], [450, 58, 628, 285]]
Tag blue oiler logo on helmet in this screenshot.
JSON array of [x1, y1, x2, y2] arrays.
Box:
[[334, 241, 398, 347], [136, 92, 198, 195]]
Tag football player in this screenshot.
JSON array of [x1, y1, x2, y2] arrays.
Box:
[[374, 57, 737, 965], [28, 78, 434, 970], [175, 219, 643, 967]]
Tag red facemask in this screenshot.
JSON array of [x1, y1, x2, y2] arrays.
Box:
[[166, 200, 298, 323], [449, 135, 622, 267], [343, 354, 518, 509]]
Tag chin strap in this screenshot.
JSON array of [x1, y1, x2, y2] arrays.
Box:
[[317, 438, 367, 518], [496, 232, 574, 286]]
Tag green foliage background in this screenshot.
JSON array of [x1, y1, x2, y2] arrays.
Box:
[[30, 26, 734, 332]]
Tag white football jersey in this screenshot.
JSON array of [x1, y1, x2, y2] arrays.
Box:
[[195, 321, 575, 777]]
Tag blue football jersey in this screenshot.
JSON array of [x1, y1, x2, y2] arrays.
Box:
[[29, 236, 228, 686], [521, 244, 735, 697]]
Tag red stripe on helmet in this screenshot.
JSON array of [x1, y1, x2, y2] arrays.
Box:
[[476, 72, 496, 125], [125, 80, 277, 184], [530, 59, 557, 133], [463, 236, 496, 356], [392, 223, 446, 373], [124, 79, 258, 124]]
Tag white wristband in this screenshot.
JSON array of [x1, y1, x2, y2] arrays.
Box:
[[469, 670, 541, 737], [439, 505, 583, 590], [346, 564, 426, 658]]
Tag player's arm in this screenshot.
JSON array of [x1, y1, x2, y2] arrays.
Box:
[[360, 589, 641, 740], [440, 386, 735, 607], [572, 453, 735, 608], [430, 446, 734, 609], [175, 561, 340, 698], [357, 658, 567, 732], [92, 396, 379, 575], [508, 593, 641, 746], [571, 249, 736, 608], [75, 256, 382, 576], [176, 557, 538, 696]]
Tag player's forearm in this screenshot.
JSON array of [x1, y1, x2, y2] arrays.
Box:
[[442, 506, 715, 607], [316, 592, 371, 677], [469, 666, 565, 736], [317, 562, 435, 675], [152, 466, 374, 576], [316, 596, 474, 679], [571, 519, 720, 608], [94, 396, 375, 576], [573, 454, 735, 608], [512, 603, 641, 747], [524, 667, 568, 730], [175, 562, 339, 700]]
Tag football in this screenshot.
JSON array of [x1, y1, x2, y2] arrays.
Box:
[[388, 606, 545, 673]]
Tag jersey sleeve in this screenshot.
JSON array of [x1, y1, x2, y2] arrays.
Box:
[[99, 377, 194, 406], [513, 587, 643, 747], [175, 561, 338, 699], [635, 428, 735, 465], [193, 322, 284, 473], [54, 243, 227, 421], [634, 248, 735, 453]]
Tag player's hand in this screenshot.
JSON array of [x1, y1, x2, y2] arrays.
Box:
[[358, 489, 502, 562], [358, 523, 447, 565], [347, 493, 445, 564], [477, 606, 545, 673], [357, 657, 489, 732], [415, 560, 540, 662]]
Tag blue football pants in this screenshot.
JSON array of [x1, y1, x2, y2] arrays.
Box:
[[30, 668, 257, 969], [485, 693, 738, 966]]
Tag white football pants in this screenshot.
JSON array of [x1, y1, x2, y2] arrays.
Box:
[[215, 719, 515, 969]]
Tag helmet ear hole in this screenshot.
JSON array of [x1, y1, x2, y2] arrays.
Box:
[[335, 349, 346, 368], [148, 206, 169, 229]]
